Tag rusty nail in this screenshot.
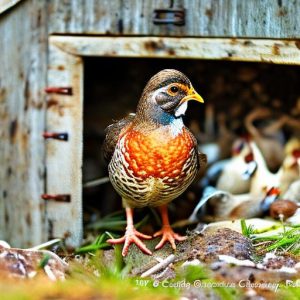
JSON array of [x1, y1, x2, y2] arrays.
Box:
[[45, 87, 73, 95], [43, 132, 68, 141], [41, 194, 71, 202]]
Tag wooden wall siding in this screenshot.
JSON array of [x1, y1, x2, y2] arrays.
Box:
[[47, 0, 300, 38], [45, 41, 83, 247], [0, 0, 47, 247]]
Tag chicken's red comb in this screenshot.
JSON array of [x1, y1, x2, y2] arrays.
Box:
[[244, 152, 254, 163], [266, 187, 281, 196], [239, 134, 252, 143], [292, 149, 300, 159]]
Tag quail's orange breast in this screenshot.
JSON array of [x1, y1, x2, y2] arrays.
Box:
[[124, 129, 194, 180], [108, 127, 198, 207]]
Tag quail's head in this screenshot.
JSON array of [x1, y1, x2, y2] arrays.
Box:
[[136, 69, 204, 124]]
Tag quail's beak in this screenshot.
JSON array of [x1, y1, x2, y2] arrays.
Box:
[[179, 87, 204, 105]]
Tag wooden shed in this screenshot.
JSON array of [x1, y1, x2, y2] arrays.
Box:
[[1, 0, 300, 248]]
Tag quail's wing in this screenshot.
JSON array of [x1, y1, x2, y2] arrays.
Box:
[[194, 150, 207, 182], [102, 113, 135, 163], [198, 152, 207, 170], [185, 127, 207, 178]]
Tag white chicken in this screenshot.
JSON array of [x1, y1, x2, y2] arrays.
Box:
[[247, 140, 300, 197], [216, 139, 252, 194]]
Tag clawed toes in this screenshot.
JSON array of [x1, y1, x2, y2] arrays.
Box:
[[107, 228, 152, 256], [154, 227, 186, 250], [122, 235, 152, 256]]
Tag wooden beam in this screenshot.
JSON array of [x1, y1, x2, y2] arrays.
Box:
[[0, 0, 23, 15], [51, 36, 300, 65]]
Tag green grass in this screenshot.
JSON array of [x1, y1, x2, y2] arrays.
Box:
[[78, 212, 151, 255], [240, 219, 300, 255], [0, 245, 178, 300], [240, 219, 255, 238]]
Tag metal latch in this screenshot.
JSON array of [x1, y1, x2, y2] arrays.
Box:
[[153, 8, 185, 26]]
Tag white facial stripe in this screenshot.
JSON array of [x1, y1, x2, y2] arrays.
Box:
[[170, 117, 184, 136], [175, 101, 188, 117]]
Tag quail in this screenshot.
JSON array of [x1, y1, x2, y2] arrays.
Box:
[[103, 69, 206, 256]]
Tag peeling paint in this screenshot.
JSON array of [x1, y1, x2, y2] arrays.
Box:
[[168, 48, 176, 56], [243, 41, 254, 46], [6, 167, 12, 177], [47, 98, 59, 108], [9, 119, 18, 143], [0, 87, 7, 102], [26, 213, 32, 226], [277, 7, 288, 17], [144, 40, 165, 52], [272, 43, 281, 55], [24, 79, 30, 111], [57, 65, 65, 71], [205, 8, 213, 19], [230, 38, 238, 45]]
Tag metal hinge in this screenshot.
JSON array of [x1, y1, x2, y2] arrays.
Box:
[[153, 8, 185, 26]]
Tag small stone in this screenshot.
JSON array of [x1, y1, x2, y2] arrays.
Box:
[[294, 262, 300, 270], [270, 200, 298, 220], [218, 255, 256, 267], [206, 218, 279, 233], [286, 208, 300, 225], [181, 259, 202, 269], [0, 247, 67, 280], [262, 253, 298, 270], [191, 228, 254, 263]]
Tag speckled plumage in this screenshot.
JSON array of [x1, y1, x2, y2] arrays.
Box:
[[103, 69, 206, 256], [108, 121, 199, 208]]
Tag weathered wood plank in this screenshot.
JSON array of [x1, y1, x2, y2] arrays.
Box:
[[51, 36, 300, 65], [0, 0, 23, 15], [48, 0, 186, 36], [45, 41, 83, 247], [0, 0, 47, 247], [47, 0, 300, 38]]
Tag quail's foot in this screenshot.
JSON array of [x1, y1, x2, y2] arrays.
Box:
[[154, 204, 187, 250], [154, 225, 187, 250], [107, 225, 152, 256]]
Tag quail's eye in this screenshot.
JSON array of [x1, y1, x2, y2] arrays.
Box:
[[168, 85, 179, 96], [171, 86, 178, 93]]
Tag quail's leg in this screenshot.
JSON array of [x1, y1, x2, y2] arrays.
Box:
[[154, 205, 187, 250], [107, 207, 152, 256]]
